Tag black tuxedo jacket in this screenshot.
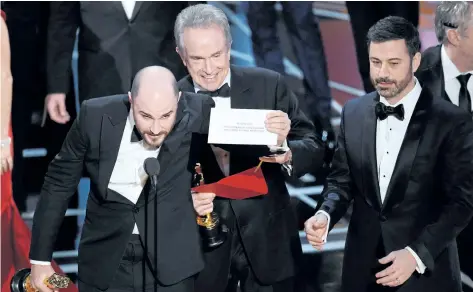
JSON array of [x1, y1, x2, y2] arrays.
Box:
[[30, 93, 214, 290], [47, 1, 190, 101], [178, 65, 325, 284], [415, 45, 449, 101], [319, 89, 473, 292]]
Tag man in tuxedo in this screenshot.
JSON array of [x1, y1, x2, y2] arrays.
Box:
[[175, 4, 325, 291], [45, 1, 192, 124], [415, 2, 473, 289], [29, 66, 216, 292], [305, 16, 473, 292]]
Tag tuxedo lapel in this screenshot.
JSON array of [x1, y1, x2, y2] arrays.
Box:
[[228, 66, 253, 175], [418, 46, 446, 102], [229, 66, 252, 109], [110, 1, 129, 22], [130, 1, 144, 21], [178, 75, 195, 93], [98, 96, 130, 202], [382, 90, 432, 210], [425, 62, 445, 102], [361, 93, 382, 210]]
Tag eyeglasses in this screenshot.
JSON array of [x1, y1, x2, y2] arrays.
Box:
[[443, 22, 459, 29]]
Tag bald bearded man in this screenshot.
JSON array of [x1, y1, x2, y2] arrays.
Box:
[[29, 66, 215, 292]]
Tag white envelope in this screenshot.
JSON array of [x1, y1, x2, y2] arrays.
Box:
[[208, 108, 278, 146]]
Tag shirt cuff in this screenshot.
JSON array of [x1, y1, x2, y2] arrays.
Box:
[[268, 139, 290, 151], [268, 139, 292, 175], [405, 246, 426, 274], [315, 210, 331, 243], [30, 260, 52, 265]]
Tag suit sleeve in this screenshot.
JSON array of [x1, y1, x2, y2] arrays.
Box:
[[29, 101, 90, 261], [46, 1, 79, 94], [275, 73, 325, 177], [318, 106, 354, 230], [410, 114, 473, 272]]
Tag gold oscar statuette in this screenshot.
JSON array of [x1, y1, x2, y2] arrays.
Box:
[[193, 163, 227, 248], [11, 268, 70, 292]]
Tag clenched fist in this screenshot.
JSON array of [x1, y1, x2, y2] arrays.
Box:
[[304, 213, 329, 250], [30, 264, 57, 292], [192, 192, 216, 216]]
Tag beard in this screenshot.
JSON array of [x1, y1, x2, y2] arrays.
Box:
[[371, 68, 413, 99], [142, 131, 168, 148]]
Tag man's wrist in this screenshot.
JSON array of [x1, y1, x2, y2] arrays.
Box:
[[405, 246, 426, 274]]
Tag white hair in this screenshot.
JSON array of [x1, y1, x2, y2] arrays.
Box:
[[435, 1, 473, 43], [174, 4, 232, 53]]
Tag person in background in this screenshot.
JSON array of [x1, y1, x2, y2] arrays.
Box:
[[245, 1, 334, 141], [44, 1, 193, 125], [0, 10, 78, 292], [415, 2, 473, 291], [346, 1, 420, 93]]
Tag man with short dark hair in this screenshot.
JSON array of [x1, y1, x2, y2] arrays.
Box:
[[305, 16, 473, 292]]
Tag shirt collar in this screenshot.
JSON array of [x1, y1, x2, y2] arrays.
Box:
[[379, 77, 422, 121], [441, 45, 473, 78], [441, 44, 462, 81], [193, 70, 231, 93]]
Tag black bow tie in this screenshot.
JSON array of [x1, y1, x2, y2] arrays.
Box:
[[375, 102, 405, 121], [130, 125, 142, 142], [198, 83, 230, 97]]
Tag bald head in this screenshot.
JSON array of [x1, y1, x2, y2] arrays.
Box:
[[129, 66, 180, 148], [130, 66, 179, 99]]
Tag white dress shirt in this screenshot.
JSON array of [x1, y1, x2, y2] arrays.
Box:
[[316, 79, 426, 274], [194, 72, 232, 176], [441, 45, 473, 111], [121, 1, 136, 20], [108, 109, 161, 235], [31, 109, 159, 265]]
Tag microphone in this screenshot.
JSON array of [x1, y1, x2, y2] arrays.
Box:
[[144, 157, 160, 189]]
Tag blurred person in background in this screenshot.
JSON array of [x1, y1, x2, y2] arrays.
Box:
[[416, 2, 473, 291], [245, 1, 334, 144], [346, 1, 419, 93], [45, 2, 193, 125], [3, 1, 79, 262], [0, 10, 78, 292]]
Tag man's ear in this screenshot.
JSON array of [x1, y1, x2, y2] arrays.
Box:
[[446, 28, 461, 47], [128, 91, 133, 104], [412, 52, 422, 73], [178, 91, 182, 101], [176, 47, 187, 67]]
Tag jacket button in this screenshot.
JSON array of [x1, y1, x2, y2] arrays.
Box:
[[379, 215, 387, 222], [133, 206, 139, 213]]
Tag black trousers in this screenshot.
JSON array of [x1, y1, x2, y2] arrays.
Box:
[[365, 236, 399, 292], [346, 1, 419, 93], [78, 235, 195, 292], [245, 1, 332, 131], [194, 209, 294, 292]]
